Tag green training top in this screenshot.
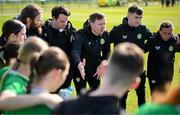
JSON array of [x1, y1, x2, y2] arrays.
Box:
[[0, 67, 30, 115], [0, 68, 29, 94], [0, 66, 10, 91], [0, 66, 9, 78], [5, 104, 52, 115], [136, 103, 179, 115]]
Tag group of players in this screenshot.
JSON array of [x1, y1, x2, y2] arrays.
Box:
[[0, 3, 179, 114]]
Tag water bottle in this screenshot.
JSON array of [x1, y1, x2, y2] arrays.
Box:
[[58, 86, 74, 100]]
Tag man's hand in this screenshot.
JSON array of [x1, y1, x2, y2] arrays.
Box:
[[93, 60, 108, 80], [173, 34, 180, 45], [176, 37, 180, 45], [78, 58, 86, 79]]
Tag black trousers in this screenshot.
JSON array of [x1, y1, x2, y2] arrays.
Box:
[[73, 73, 100, 95], [166, 0, 170, 7], [171, 0, 175, 7], [161, 0, 164, 6], [119, 71, 146, 109]]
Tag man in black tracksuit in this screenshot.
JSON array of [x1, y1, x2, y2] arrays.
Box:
[[42, 6, 76, 91], [72, 12, 110, 94], [145, 21, 180, 93], [109, 5, 152, 109]]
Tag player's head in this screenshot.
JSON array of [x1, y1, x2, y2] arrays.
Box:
[[51, 6, 70, 29], [20, 4, 43, 29], [89, 12, 106, 36], [127, 5, 143, 27], [159, 21, 173, 41], [29, 47, 69, 92], [1, 19, 26, 45], [104, 42, 144, 94]]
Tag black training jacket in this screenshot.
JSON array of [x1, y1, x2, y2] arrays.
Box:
[[42, 19, 76, 57], [109, 17, 152, 51], [71, 26, 110, 76], [145, 32, 180, 81]]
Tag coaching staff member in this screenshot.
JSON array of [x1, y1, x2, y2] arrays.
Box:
[[71, 12, 110, 94], [109, 5, 152, 109], [42, 6, 76, 91], [145, 21, 180, 94]]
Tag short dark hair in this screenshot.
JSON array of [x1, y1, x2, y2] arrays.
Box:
[[52, 6, 70, 19], [128, 5, 143, 15], [111, 42, 144, 75], [20, 4, 43, 24], [106, 42, 144, 86], [89, 12, 105, 23], [159, 21, 173, 30]]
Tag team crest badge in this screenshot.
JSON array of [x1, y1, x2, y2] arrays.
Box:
[[137, 33, 142, 39], [151, 80, 156, 84], [76, 78, 81, 82], [169, 46, 174, 52], [100, 38, 105, 45], [88, 42, 91, 45]]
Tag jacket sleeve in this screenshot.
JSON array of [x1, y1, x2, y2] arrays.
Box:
[[143, 25, 153, 40], [41, 25, 50, 43], [144, 37, 153, 53], [101, 32, 110, 61], [71, 32, 84, 67], [66, 21, 77, 42], [175, 44, 180, 52], [109, 26, 119, 46]]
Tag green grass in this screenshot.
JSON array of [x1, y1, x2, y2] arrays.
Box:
[[0, 3, 180, 113]]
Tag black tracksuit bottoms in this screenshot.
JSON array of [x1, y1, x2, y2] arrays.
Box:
[[73, 73, 100, 95]]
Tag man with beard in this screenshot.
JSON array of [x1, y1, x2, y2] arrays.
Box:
[[20, 4, 44, 38]]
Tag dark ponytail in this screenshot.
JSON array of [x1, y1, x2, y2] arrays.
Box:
[[27, 47, 69, 93], [0, 36, 8, 69], [27, 53, 40, 93], [0, 46, 5, 69], [0, 34, 7, 47], [3, 41, 20, 66]]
